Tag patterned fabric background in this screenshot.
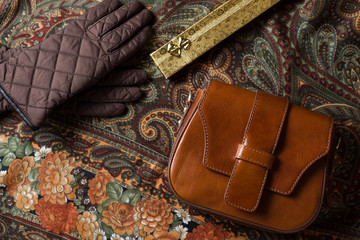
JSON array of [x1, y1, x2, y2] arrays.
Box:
[[0, 0, 359, 239]]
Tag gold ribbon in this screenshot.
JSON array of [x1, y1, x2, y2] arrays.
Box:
[[167, 37, 191, 58]]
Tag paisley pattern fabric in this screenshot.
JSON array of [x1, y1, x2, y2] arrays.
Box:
[[0, 0, 360, 239]]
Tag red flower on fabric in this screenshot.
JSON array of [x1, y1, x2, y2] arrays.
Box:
[[102, 202, 136, 235], [38, 152, 78, 205], [35, 198, 78, 234], [4, 156, 35, 196], [88, 172, 113, 204], [134, 198, 173, 237], [186, 222, 231, 240]]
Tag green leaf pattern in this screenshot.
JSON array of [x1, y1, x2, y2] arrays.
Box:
[[0, 136, 192, 240]]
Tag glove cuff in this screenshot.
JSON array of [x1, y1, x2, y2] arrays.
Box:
[[0, 87, 35, 129]]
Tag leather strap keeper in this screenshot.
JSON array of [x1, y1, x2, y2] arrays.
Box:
[[235, 145, 275, 169], [168, 80, 334, 233], [225, 92, 289, 212]]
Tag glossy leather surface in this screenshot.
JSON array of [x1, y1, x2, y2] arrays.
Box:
[[225, 91, 289, 212], [169, 80, 334, 233]]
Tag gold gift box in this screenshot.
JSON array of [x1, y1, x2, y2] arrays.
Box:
[[150, 0, 280, 79]]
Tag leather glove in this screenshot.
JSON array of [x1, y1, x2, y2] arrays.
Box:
[[56, 68, 148, 116], [0, 0, 153, 129]]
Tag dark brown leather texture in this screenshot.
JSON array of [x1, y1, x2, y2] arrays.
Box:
[[0, 0, 153, 129], [168, 79, 334, 233]]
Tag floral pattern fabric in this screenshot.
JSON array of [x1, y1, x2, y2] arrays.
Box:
[[0, 0, 360, 239]]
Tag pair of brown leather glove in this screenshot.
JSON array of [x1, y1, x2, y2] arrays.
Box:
[[0, 0, 153, 129]]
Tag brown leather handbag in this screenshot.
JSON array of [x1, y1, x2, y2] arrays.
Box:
[[168, 79, 334, 233]]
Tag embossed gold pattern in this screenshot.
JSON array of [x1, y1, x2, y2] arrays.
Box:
[[151, 0, 280, 78]]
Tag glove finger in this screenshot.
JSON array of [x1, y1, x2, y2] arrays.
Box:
[[75, 86, 142, 103], [120, 55, 138, 67], [104, 9, 153, 52], [87, 0, 144, 39], [59, 102, 127, 117], [99, 69, 148, 86], [111, 25, 153, 62], [83, 0, 121, 24]]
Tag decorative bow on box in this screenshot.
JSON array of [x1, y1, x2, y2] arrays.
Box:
[[167, 37, 191, 57], [151, 0, 280, 79]]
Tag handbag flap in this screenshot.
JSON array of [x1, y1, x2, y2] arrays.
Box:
[[198, 80, 333, 204]]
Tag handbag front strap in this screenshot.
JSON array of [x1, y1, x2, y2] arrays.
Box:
[[225, 91, 289, 212]]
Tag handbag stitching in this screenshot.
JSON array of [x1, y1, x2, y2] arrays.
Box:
[[198, 80, 333, 196], [199, 80, 232, 175], [269, 119, 334, 194], [271, 96, 289, 153], [225, 159, 269, 212], [225, 92, 288, 211], [224, 91, 264, 212], [172, 101, 202, 187], [241, 91, 260, 145], [239, 145, 274, 157], [169, 81, 333, 231], [236, 155, 272, 169]]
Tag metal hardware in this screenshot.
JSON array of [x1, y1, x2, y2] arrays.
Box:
[[183, 91, 192, 113], [178, 91, 193, 126], [167, 37, 191, 58]]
